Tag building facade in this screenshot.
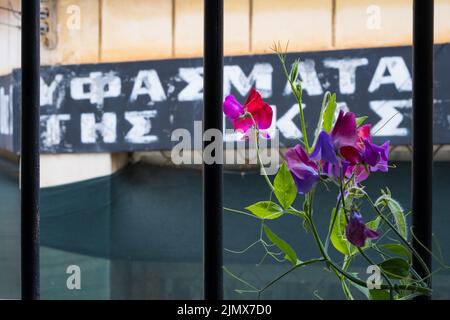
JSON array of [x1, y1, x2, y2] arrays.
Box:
[[0, 0, 450, 299]]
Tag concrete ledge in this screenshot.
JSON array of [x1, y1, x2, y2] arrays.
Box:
[[40, 153, 129, 187]]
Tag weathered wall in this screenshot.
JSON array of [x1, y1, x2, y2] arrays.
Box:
[[1, 0, 450, 186], [2, 0, 450, 69], [0, 0, 123, 187], [0, 0, 20, 75]]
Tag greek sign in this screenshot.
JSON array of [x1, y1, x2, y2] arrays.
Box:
[[1, 44, 450, 154]]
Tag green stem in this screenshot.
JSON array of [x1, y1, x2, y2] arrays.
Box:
[[257, 257, 325, 298], [224, 207, 260, 219], [364, 192, 431, 284], [325, 190, 343, 253], [252, 132, 431, 297], [324, 172, 355, 253], [312, 91, 332, 149], [306, 215, 430, 294], [357, 247, 395, 299], [279, 59, 310, 152], [340, 256, 354, 300], [253, 129, 274, 190], [337, 176, 395, 298]]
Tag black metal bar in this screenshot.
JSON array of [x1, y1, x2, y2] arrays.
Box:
[[203, 0, 223, 300], [412, 0, 433, 298], [21, 0, 41, 300]]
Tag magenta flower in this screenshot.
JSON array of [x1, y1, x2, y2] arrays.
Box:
[[285, 145, 320, 194], [223, 88, 273, 134], [340, 124, 370, 164], [330, 110, 358, 148], [223, 95, 245, 120], [346, 164, 370, 182], [346, 211, 379, 247]]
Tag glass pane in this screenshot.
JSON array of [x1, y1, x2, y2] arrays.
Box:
[[0, 0, 448, 301]]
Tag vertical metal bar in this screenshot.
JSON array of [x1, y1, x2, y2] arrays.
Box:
[[203, 0, 223, 300], [21, 0, 41, 300], [412, 0, 433, 298]]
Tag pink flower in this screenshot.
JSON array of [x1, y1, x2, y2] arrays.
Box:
[[223, 88, 273, 134]]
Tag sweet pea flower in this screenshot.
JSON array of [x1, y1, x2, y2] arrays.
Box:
[[322, 159, 350, 179], [223, 95, 245, 120], [342, 124, 390, 182], [311, 111, 357, 163], [340, 124, 370, 164], [346, 140, 389, 182], [345, 211, 379, 247], [223, 88, 273, 135], [330, 110, 358, 148], [285, 145, 320, 194], [310, 111, 357, 179], [311, 131, 339, 164]]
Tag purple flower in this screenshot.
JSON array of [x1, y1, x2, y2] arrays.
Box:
[[368, 141, 389, 172], [346, 211, 379, 247], [223, 95, 245, 120], [285, 145, 320, 194], [310, 131, 339, 164], [322, 159, 350, 179], [310, 111, 358, 181], [345, 140, 390, 182], [310, 111, 357, 166], [339, 123, 390, 182], [363, 139, 383, 167]]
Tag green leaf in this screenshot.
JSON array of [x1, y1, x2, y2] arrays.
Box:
[[381, 243, 412, 261], [322, 93, 337, 133], [330, 208, 350, 255], [312, 92, 330, 149], [356, 116, 368, 127], [263, 225, 298, 265], [366, 216, 381, 232], [387, 198, 407, 238], [379, 258, 410, 279], [375, 194, 407, 239], [289, 60, 299, 84], [369, 289, 391, 300], [285, 208, 306, 218], [245, 201, 284, 220], [292, 81, 302, 101], [274, 162, 297, 209]]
